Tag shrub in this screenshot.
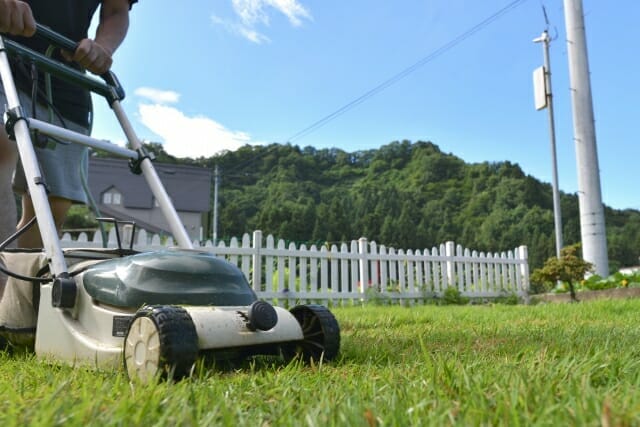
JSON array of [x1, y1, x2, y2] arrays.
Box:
[[494, 292, 520, 305], [441, 286, 468, 305], [530, 243, 593, 301]]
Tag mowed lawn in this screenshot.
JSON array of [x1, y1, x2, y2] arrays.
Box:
[[0, 299, 639, 426]]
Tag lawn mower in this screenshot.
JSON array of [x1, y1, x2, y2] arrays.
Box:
[[0, 25, 339, 383]]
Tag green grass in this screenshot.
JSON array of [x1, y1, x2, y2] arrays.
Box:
[[1, 300, 640, 426]]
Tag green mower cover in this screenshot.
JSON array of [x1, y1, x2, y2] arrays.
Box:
[[82, 250, 258, 308]]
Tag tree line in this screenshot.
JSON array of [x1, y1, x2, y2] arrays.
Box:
[[107, 139, 640, 271]]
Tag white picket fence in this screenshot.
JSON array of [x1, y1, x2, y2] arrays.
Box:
[[60, 229, 530, 306]]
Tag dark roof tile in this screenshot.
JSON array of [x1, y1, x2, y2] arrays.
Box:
[[88, 157, 212, 212]]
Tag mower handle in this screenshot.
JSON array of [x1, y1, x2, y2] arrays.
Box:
[[35, 23, 78, 53], [34, 23, 124, 100]]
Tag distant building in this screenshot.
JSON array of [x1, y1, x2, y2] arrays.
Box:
[[87, 157, 212, 241], [619, 265, 640, 275]]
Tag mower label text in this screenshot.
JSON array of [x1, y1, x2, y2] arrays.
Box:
[[112, 315, 133, 337]]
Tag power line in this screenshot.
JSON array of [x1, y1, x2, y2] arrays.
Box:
[[225, 0, 530, 175], [219, 143, 280, 174], [285, 0, 530, 143]]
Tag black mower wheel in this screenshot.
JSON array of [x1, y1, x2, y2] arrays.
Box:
[[123, 305, 199, 383], [283, 304, 340, 363]]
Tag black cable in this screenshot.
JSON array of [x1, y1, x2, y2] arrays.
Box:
[[0, 216, 37, 252], [0, 217, 53, 283], [30, 248, 139, 280], [21, 60, 69, 134], [285, 0, 529, 143]]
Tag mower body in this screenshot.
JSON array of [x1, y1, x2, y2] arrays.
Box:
[[29, 248, 338, 381]]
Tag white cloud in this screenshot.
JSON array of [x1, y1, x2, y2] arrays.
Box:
[[212, 0, 311, 44], [264, 0, 312, 26], [211, 13, 271, 44], [134, 87, 180, 104], [232, 0, 271, 26], [137, 103, 255, 158], [238, 26, 271, 44]]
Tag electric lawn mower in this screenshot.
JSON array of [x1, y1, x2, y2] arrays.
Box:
[[0, 25, 340, 383]]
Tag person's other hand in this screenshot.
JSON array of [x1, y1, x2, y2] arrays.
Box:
[[62, 38, 113, 75], [0, 0, 36, 36]]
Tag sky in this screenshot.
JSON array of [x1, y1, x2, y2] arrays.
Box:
[[88, 0, 639, 211]]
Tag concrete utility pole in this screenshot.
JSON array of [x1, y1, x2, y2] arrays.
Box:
[[212, 164, 220, 245], [533, 30, 563, 259], [563, 0, 609, 276]]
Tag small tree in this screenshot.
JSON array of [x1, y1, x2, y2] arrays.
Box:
[[63, 205, 98, 230], [530, 243, 594, 301]]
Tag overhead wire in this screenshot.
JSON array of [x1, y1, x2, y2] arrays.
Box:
[[285, 0, 530, 143], [224, 0, 530, 174]]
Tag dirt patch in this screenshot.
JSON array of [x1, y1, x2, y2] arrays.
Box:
[[532, 287, 640, 303]]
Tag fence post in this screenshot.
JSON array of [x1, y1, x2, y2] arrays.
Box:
[[122, 224, 134, 248], [456, 244, 464, 292], [445, 241, 455, 286], [359, 237, 368, 295], [252, 230, 262, 292], [518, 245, 530, 298]]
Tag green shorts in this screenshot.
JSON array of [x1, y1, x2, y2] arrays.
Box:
[[3, 89, 90, 203]]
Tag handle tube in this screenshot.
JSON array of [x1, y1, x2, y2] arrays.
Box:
[[31, 24, 125, 102], [35, 23, 78, 52]]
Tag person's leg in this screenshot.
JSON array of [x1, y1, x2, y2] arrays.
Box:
[[0, 129, 17, 248], [17, 195, 72, 248], [0, 129, 18, 303], [11, 96, 89, 249]]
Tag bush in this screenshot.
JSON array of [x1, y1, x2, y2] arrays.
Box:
[[530, 244, 593, 301], [63, 205, 98, 229], [494, 293, 520, 305], [531, 263, 640, 295], [529, 279, 554, 295], [581, 274, 616, 291], [441, 286, 468, 305]]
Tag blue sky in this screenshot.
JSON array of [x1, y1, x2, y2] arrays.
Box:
[[89, 0, 639, 211]]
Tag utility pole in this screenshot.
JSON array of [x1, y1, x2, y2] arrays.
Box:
[[533, 30, 563, 259], [212, 164, 220, 245], [563, 0, 608, 276]]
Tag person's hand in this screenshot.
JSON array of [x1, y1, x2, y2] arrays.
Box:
[[61, 38, 113, 75], [0, 0, 36, 36]]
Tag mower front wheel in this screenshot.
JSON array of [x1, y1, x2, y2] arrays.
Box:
[[282, 304, 340, 363], [123, 305, 199, 383]]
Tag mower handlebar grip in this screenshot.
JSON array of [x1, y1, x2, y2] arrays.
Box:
[[36, 23, 78, 52], [35, 24, 124, 100]]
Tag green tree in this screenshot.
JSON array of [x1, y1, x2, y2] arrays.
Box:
[[177, 139, 640, 271], [530, 244, 593, 301]]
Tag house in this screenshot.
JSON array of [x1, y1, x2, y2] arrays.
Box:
[[87, 157, 212, 241]]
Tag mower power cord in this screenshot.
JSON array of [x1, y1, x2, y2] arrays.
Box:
[[0, 217, 52, 283]]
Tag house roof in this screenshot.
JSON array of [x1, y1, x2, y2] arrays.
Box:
[[88, 157, 212, 212], [94, 204, 168, 235]]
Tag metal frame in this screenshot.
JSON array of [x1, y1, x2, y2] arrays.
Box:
[[0, 28, 193, 280]]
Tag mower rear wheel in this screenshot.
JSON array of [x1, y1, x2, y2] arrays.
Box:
[[123, 305, 199, 383], [282, 304, 340, 362]]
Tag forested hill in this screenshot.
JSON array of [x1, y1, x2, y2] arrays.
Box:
[[143, 139, 640, 270]]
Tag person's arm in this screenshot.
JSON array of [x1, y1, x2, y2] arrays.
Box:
[[69, 0, 132, 75], [0, 0, 35, 36]]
